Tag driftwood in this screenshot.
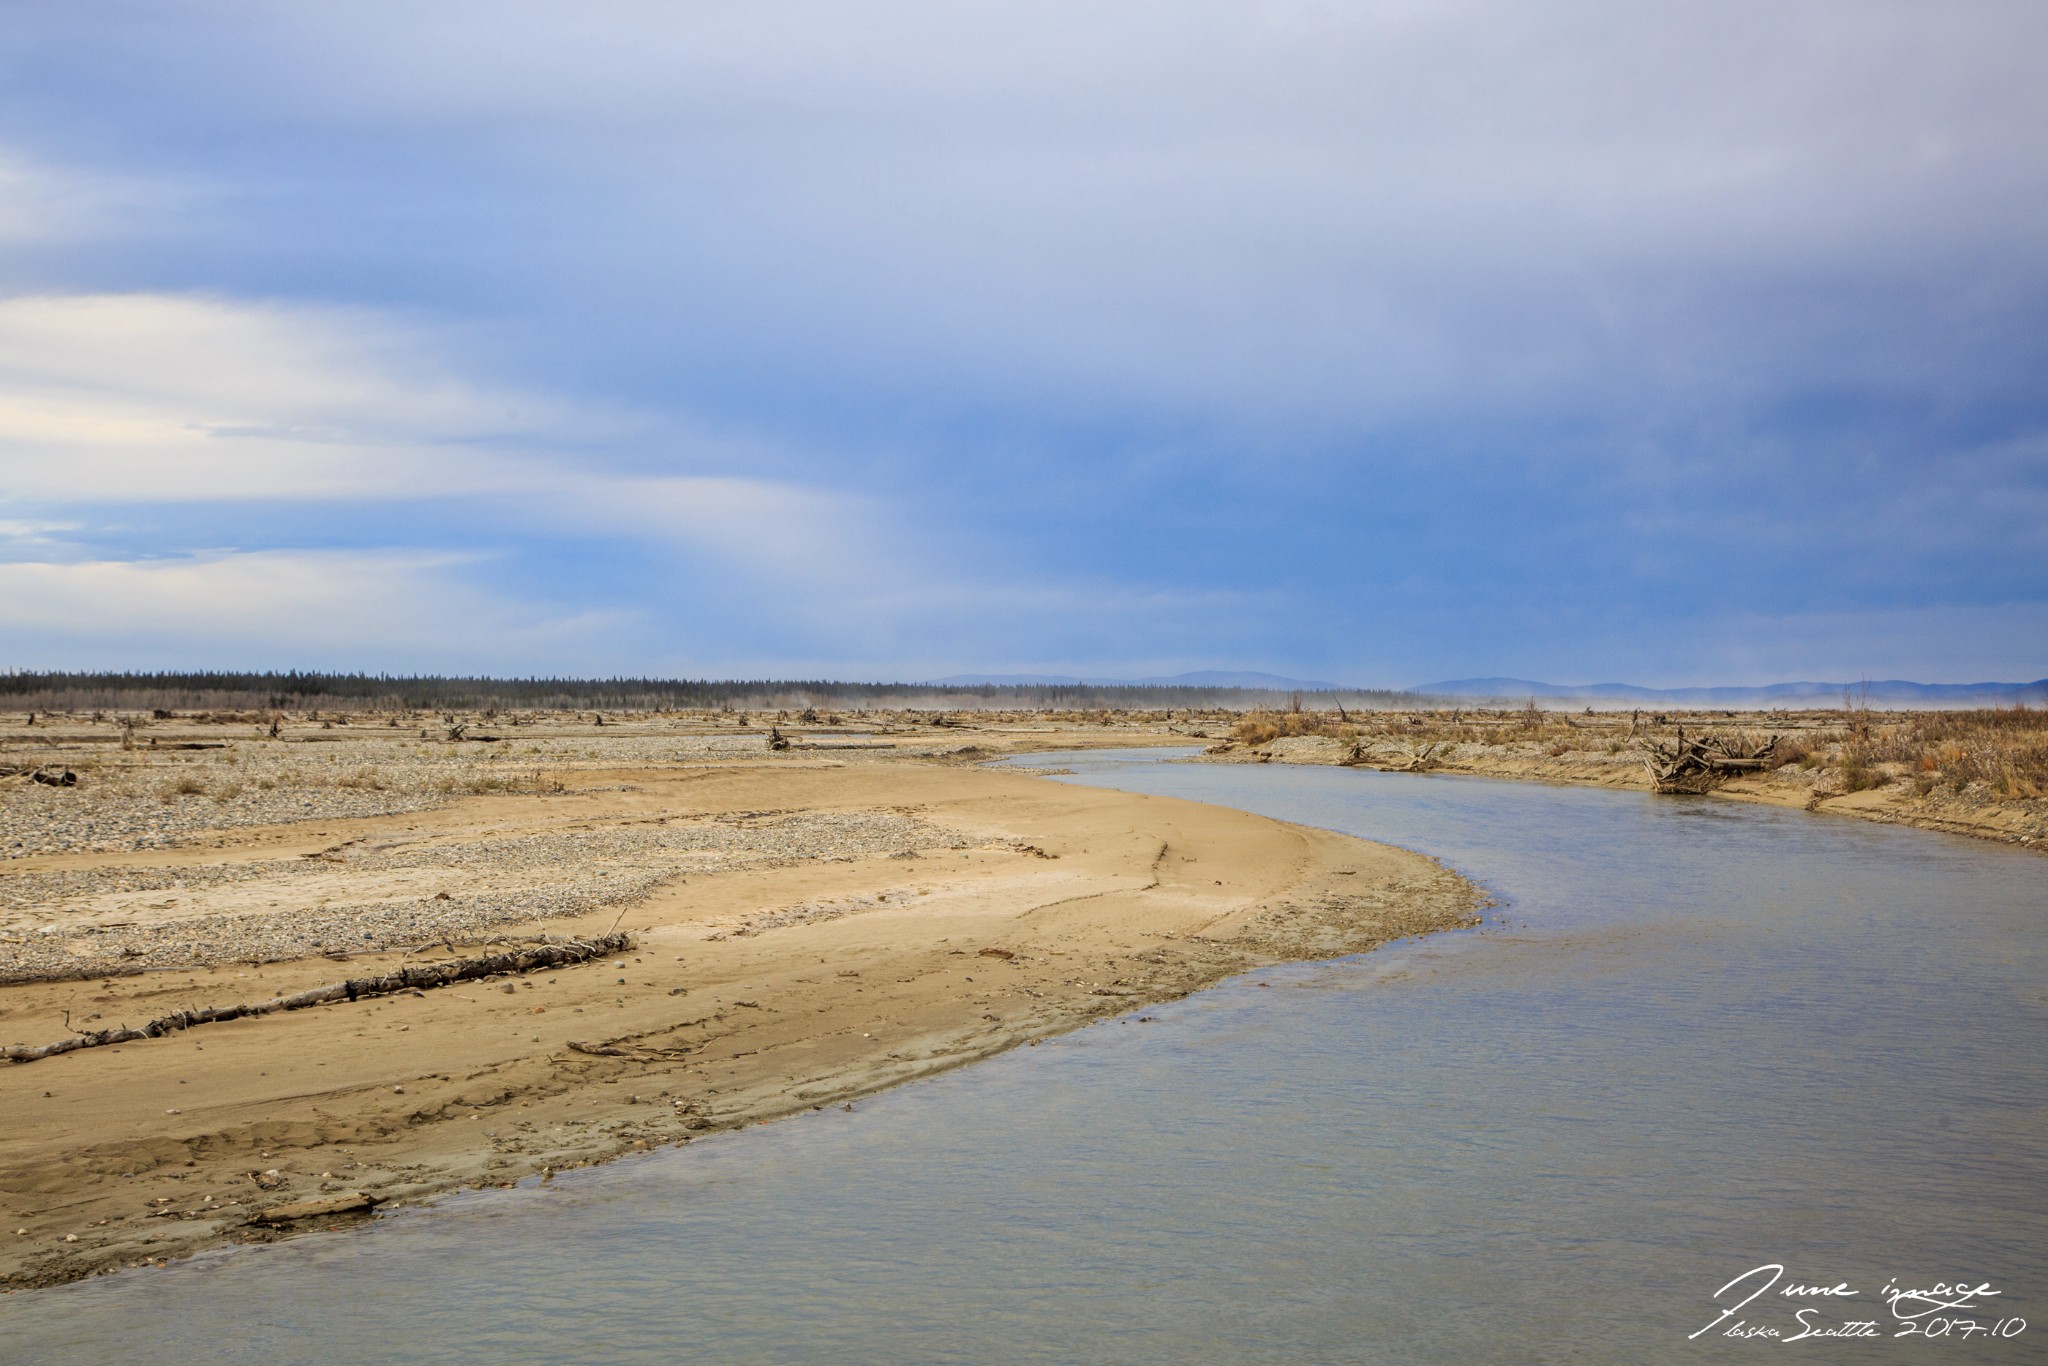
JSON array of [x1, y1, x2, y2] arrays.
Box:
[[1643, 728, 1778, 794], [3, 933, 633, 1064], [1344, 741, 1445, 771], [249, 1192, 381, 1224], [1394, 742, 1448, 771], [4, 765, 79, 786]]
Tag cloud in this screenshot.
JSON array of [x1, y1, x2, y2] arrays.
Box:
[[0, 518, 81, 549], [79, 0, 2039, 422], [0, 292, 581, 501], [1, 6, 2042, 680], [0, 290, 1171, 667], [0, 290, 877, 537], [0, 549, 634, 670], [0, 147, 182, 248], [0, 292, 933, 623]]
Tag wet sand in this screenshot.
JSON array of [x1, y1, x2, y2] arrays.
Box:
[[1, 752, 1477, 1288]]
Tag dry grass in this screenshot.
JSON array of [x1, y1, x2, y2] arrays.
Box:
[[1221, 703, 2048, 804], [1611, 708, 2046, 800], [1750, 710, 2048, 797], [1839, 707, 2048, 798], [1231, 711, 1358, 745]]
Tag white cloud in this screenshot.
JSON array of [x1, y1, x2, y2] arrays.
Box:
[[159, 1, 2047, 419], [0, 290, 1044, 657], [0, 549, 633, 669], [0, 147, 181, 247], [8, 2, 2038, 679], [0, 292, 893, 567], [0, 292, 566, 501], [0, 518, 81, 547]]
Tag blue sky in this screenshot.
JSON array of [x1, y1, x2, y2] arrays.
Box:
[[1, 2, 2043, 687]]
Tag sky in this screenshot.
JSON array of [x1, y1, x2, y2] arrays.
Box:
[[1, 1, 2044, 688]]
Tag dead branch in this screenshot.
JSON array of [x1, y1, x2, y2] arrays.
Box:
[[3, 932, 633, 1064], [1642, 728, 1779, 794]]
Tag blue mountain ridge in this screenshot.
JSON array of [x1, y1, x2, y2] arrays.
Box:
[[1411, 677, 2048, 704], [928, 671, 1350, 691], [929, 672, 2048, 704]]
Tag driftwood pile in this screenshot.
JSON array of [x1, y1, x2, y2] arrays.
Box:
[[2, 932, 633, 1064], [1643, 728, 1779, 794], [1, 765, 77, 786], [1340, 741, 1445, 771]]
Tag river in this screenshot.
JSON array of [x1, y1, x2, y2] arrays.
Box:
[[4, 752, 2042, 1362]]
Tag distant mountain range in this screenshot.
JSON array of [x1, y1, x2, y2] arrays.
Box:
[[931, 670, 1351, 691], [1411, 677, 2048, 706], [932, 671, 2048, 706], [933, 671, 2048, 704]]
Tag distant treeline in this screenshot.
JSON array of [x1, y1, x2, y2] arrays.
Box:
[[0, 670, 1422, 714]]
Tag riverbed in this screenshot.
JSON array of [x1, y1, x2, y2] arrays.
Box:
[[4, 753, 2041, 1362]]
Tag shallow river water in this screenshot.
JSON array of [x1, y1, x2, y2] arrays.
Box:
[[4, 753, 2044, 1363]]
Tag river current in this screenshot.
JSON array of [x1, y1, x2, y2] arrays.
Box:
[[4, 752, 2042, 1362]]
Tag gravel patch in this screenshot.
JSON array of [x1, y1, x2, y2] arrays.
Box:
[[1, 811, 969, 982], [705, 887, 924, 940], [1, 730, 973, 859]]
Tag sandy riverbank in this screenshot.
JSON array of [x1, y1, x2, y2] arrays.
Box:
[[1199, 711, 2047, 851], [0, 725, 1477, 1289]]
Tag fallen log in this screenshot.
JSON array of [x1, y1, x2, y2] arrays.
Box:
[[249, 1192, 382, 1224], [2, 933, 633, 1064]]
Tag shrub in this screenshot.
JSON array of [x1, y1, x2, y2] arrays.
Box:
[[1874, 708, 2047, 800], [1233, 715, 1281, 745], [1231, 710, 1354, 745]]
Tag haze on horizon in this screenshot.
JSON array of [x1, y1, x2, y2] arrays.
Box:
[[1, 2, 2043, 690]]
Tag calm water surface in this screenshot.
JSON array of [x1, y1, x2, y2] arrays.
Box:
[[5, 754, 2043, 1363]]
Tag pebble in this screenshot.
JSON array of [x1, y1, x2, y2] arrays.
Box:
[[4, 806, 966, 980], [1, 728, 970, 862]]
